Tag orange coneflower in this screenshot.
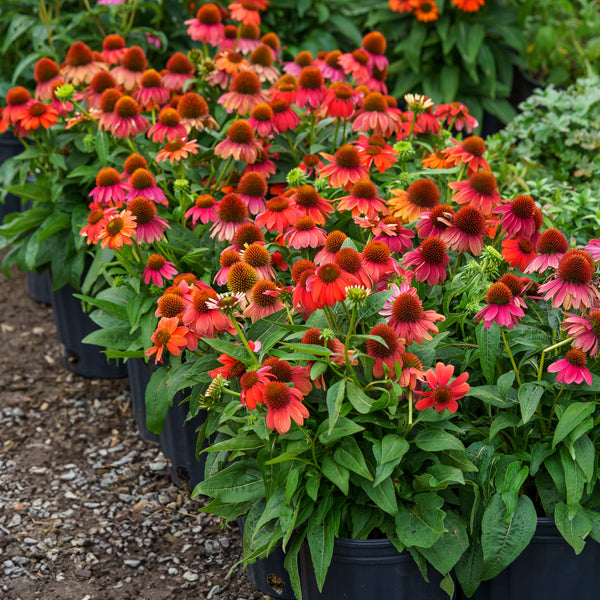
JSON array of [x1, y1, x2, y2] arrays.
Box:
[[62, 41, 107, 87], [444, 135, 491, 174], [80, 207, 111, 245], [156, 138, 199, 164], [98, 209, 137, 250], [451, 0, 485, 12], [361, 240, 402, 284], [183, 286, 236, 337], [410, 0, 440, 22], [18, 101, 58, 131], [305, 264, 358, 309], [145, 317, 189, 364], [229, 1, 262, 26], [388, 178, 440, 223], [501, 238, 537, 270], [354, 134, 398, 173], [255, 195, 302, 233], [337, 179, 388, 220]]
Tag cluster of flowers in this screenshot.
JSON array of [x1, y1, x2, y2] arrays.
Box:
[[388, 0, 485, 22]]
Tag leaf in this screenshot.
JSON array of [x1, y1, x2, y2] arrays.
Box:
[[1, 15, 37, 53], [333, 438, 372, 481], [328, 13, 363, 46], [456, 23, 484, 66], [500, 462, 529, 523], [467, 385, 515, 408], [321, 455, 349, 495], [395, 493, 445, 548], [572, 435, 595, 488], [489, 413, 520, 441], [476, 322, 500, 385], [372, 434, 409, 465], [455, 541, 484, 599], [326, 379, 346, 434], [420, 511, 469, 575], [194, 461, 264, 503], [363, 477, 398, 516], [560, 446, 584, 520], [345, 380, 373, 414], [318, 416, 364, 445], [518, 382, 544, 424], [201, 338, 254, 362], [306, 514, 335, 592], [554, 502, 592, 555], [145, 366, 171, 434], [414, 428, 465, 452], [480, 494, 537, 580], [552, 402, 595, 449]]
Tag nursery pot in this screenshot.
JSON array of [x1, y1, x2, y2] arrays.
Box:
[[126, 358, 159, 443], [0, 131, 24, 222], [50, 282, 127, 378], [299, 537, 448, 600], [25, 270, 52, 305], [463, 517, 600, 600]]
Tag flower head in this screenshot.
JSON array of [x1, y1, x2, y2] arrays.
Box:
[[264, 381, 309, 434], [547, 349, 592, 386], [98, 209, 137, 249], [366, 323, 405, 378], [474, 282, 526, 329], [142, 254, 178, 287], [562, 310, 600, 358], [388, 178, 440, 223], [145, 317, 189, 364], [402, 237, 449, 286], [414, 362, 470, 413]]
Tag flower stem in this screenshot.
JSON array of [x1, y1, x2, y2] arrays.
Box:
[[213, 156, 233, 191], [332, 118, 341, 151], [286, 131, 299, 164], [501, 328, 521, 387], [408, 388, 413, 428], [231, 319, 259, 368], [544, 384, 566, 436], [537, 336, 574, 381]]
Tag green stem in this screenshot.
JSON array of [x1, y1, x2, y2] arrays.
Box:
[[231, 319, 259, 368], [501, 328, 521, 387], [332, 118, 341, 152], [323, 305, 338, 331], [286, 131, 299, 164], [343, 305, 361, 387], [544, 384, 566, 436], [213, 156, 233, 191], [408, 388, 413, 428], [537, 336, 574, 381]]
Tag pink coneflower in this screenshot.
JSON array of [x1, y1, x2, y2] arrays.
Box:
[[585, 238, 600, 261], [501, 238, 537, 270], [237, 171, 268, 215], [214, 250, 241, 286], [2, 87, 32, 124], [156, 138, 200, 164], [80, 70, 117, 110], [255, 195, 302, 233], [416, 204, 455, 239], [371, 215, 415, 254], [361, 240, 402, 284], [243, 144, 277, 179], [474, 282, 526, 329], [264, 381, 309, 435], [262, 356, 312, 396], [338, 49, 371, 84], [380, 283, 445, 345], [89, 167, 126, 207], [142, 254, 177, 287], [217, 71, 269, 116], [243, 280, 285, 321], [33, 58, 62, 101], [127, 196, 169, 243], [283, 50, 314, 78], [236, 22, 262, 54], [296, 66, 326, 111], [563, 309, 600, 358], [229, 222, 265, 252], [444, 136, 490, 175], [100, 34, 127, 65], [388, 178, 440, 223], [315, 231, 347, 265], [214, 119, 262, 163], [162, 52, 194, 92], [210, 193, 250, 242], [183, 287, 236, 337], [145, 317, 189, 364], [403, 237, 449, 286], [538, 249, 600, 310], [240, 367, 273, 410], [318, 82, 358, 120], [177, 91, 218, 132], [248, 44, 279, 84], [269, 98, 300, 134], [185, 194, 217, 226], [352, 92, 403, 138], [291, 185, 334, 225], [97, 87, 122, 130], [441, 206, 487, 256], [124, 168, 167, 205], [319, 144, 370, 189], [133, 69, 170, 111], [366, 323, 405, 378], [337, 179, 388, 219], [62, 41, 107, 86], [247, 102, 277, 137], [111, 46, 147, 91], [449, 170, 501, 216], [547, 348, 592, 385], [217, 23, 242, 52], [283, 216, 327, 249], [361, 31, 388, 71], [98, 209, 137, 250], [80, 207, 111, 245], [305, 264, 358, 308], [241, 243, 275, 280], [495, 194, 537, 239], [110, 96, 150, 138], [434, 102, 478, 133], [121, 153, 147, 182], [185, 3, 225, 46], [147, 107, 188, 143], [398, 352, 425, 390], [414, 362, 470, 413], [354, 134, 398, 173], [317, 50, 346, 82], [334, 248, 372, 289]]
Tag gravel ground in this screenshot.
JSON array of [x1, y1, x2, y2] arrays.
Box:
[[0, 266, 270, 600]]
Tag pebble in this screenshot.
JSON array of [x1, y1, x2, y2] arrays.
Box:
[[124, 559, 141, 568], [183, 571, 198, 582], [208, 585, 222, 599]]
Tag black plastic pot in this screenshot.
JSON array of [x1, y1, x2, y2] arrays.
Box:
[[463, 518, 600, 600], [299, 538, 448, 600], [158, 394, 207, 488], [25, 270, 52, 305], [0, 131, 24, 223], [246, 547, 296, 600], [50, 282, 127, 378], [126, 358, 159, 443]]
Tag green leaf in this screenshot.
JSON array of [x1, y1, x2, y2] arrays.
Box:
[[572, 435, 595, 488], [307, 514, 335, 592], [476, 322, 500, 385], [554, 502, 592, 555], [333, 438, 372, 481], [326, 379, 346, 434], [500, 462, 529, 523], [560, 446, 584, 520], [328, 13, 363, 46], [1, 15, 37, 53], [481, 494, 537, 580], [395, 493, 445, 548], [95, 130, 109, 166], [372, 434, 409, 465], [81, 324, 131, 350], [530, 442, 553, 476], [144, 366, 171, 434], [552, 402, 595, 449], [283, 529, 305, 600], [363, 477, 398, 516], [345, 380, 373, 414], [467, 385, 514, 408], [489, 413, 520, 441], [455, 542, 484, 598], [321, 455, 349, 495], [518, 382, 544, 424], [194, 461, 264, 503], [456, 23, 484, 66], [414, 428, 465, 452], [201, 338, 254, 362], [420, 511, 469, 575], [203, 435, 264, 452], [318, 416, 364, 445]]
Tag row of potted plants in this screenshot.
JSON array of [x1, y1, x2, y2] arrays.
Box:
[[1, 2, 600, 599]]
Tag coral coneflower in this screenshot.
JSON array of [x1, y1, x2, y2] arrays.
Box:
[[538, 249, 599, 310], [283, 50, 314, 78], [444, 135, 490, 175], [248, 43, 279, 84], [148, 106, 188, 143], [185, 3, 225, 46], [305, 264, 358, 308], [210, 192, 250, 242], [563, 310, 600, 358], [98, 209, 137, 249], [398, 352, 425, 390], [389, 178, 440, 223], [229, 1, 262, 26], [226, 261, 259, 299], [183, 286, 235, 337], [547, 348, 592, 385], [185, 194, 217, 226], [237, 171, 268, 214], [319, 82, 358, 120], [243, 279, 285, 321], [337, 179, 388, 219], [255, 195, 302, 233], [319, 144, 369, 189], [352, 92, 403, 138], [414, 362, 470, 413], [100, 34, 127, 65], [80, 207, 110, 245], [133, 69, 170, 111], [230, 222, 265, 251], [283, 216, 327, 249], [334, 247, 371, 288], [97, 87, 122, 130], [163, 52, 194, 92], [125, 168, 167, 205], [434, 102, 478, 133], [214, 249, 241, 286], [403, 237, 449, 286], [121, 153, 147, 182], [269, 98, 301, 134], [247, 102, 277, 137], [110, 95, 150, 138], [315, 231, 347, 265], [416, 204, 455, 239], [371, 215, 415, 254], [452, 0, 485, 12], [177, 91, 218, 131], [89, 167, 126, 206], [145, 317, 189, 364], [33, 57, 62, 101], [240, 367, 273, 410], [237, 23, 262, 54], [156, 138, 200, 164], [495, 194, 537, 239], [366, 323, 405, 378], [242, 243, 275, 280], [501, 237, 537, 270], [362, 31, 388, 70], [354, 134, 398, 173], [214, 119, 262, 163], [380, 282, 445, 345], [361, 240, 401, 284], [62, 41, 107, 86], [292, 184, 334, 225], [3, 86, 32, 124], [474, 282, 526, 330], [155, 292, 186, 319], [338, 49, 371, 84], [449, 170, 501, 216], [142, 254, 177, 287], [111, 46, 147, 91], [441, 205, 487, 256], [81, 70, 117, 110], [18, 101, 59, 131], [127, 196, 169, 243], [263, 356, 312, 395], [264, 381, 309, 435]]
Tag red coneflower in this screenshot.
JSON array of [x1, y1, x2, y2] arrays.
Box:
[[403, 237, 449, 286], [538, 249, 599, 310], [177, 91, 218, 131], [148, 106, 187, 143], [248, 43, 279, 84], [98, 209, 137, 249], [145, 317, 189, 364], [17, 100, 59, 131], [388, 178, 440, 223], [547, 349, 592, 386], [444, 135, 490, 175], [243, 279, 285, 321], [142, 254, 177, 287], [380, 282, 445, 345], [501, 237, 537, 270], [240, 367, 273, 410], [449, 170, 501, 216], [183, 286, 235, 337], [89, 167, 126, 207], [315, 231, 347, 265], [291, 184, 334, 225], [337, 179, 388, 219], [352, 92, 403, 138], [319, 82, 358, 120], [214, 119, 262, 163], [80, 207, 111, 245], [162, 52, 194, 92], [210, 192, 250, 242], [434, 102, 478, 133], [127, 196, 169, 243], [207, 339, 261, 379], [269, 98, 300, 134], [361, 240, 402, 284], [563, 310, 600, 358], [185, 3, 225, 46], [255, 195, 302, 233], [133, 69, 170, 111], [124, 168, 167, 205], [264, 381, 309, 435], [338, 49, 371, 84], [283, 50, 314, 78], [452, 0, 485, 12], [296, 66, 326, 110], [110, 95, 150, 138], [305, 264, 358, 308], [100, 34, 127, 65], [366, 323, 405, 378], [414, 362, 470, 413], [319, 144, 369, 189], [185, 194, 217, 226], [262, 356, 312, 395], [283, 216, 327, 249], [3, 86, 32, 124], [334, 247, 371, 289], [398, 352, 425, 390], [474, 282, 526, 330], [389, 0, 414, 11], [441, 205, 487, 256], [33, 57, 62, 101], [354, 134, 398, 173], [495, 194, 537, 239], [62, 41, 107, 86], [271, 74, 298, 105]]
